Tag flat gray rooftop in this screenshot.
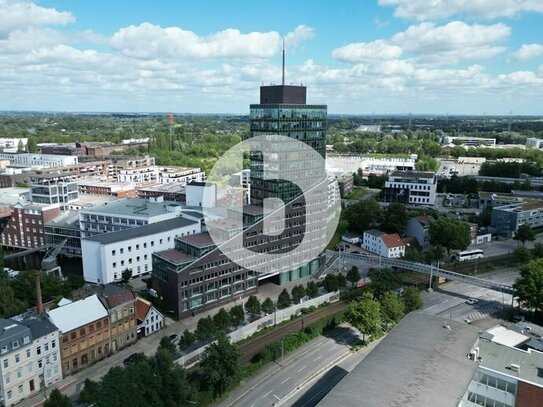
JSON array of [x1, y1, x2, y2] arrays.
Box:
[[79, 197, 182, 217], [82, 217, 197, 245], [318, 312, 479, 407]]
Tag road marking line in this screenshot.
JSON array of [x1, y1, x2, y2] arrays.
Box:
[[262, 390, 273, 398], [298, 365, 307, 372], [280, 376, 291, 384], [273, 394, 281, 401], [313, 356, 321, 361]]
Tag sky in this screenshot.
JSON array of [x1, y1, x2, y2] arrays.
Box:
[[1, 0, 543, 114]]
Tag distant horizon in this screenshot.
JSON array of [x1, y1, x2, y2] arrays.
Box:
[[1, 110, 543, 119]]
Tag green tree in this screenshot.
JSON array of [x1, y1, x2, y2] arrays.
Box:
[[261, 297, 276, 314], [533, 242, 543, 259], [381, 203, 408, 234], [230, 305, 245, 326], [200, 332, 240, 398], [401, 287, 423, 312], [277, 289, 292, 309], [122, 268, 132, 283], [515, 224, 536, 246], [196, 316, 215, 341], [158, 335, 176, 354], [380, 290, 405, 327], [306, 281, 319, 298], [343, 199, 384, 233], [244, 295, 261, 318], [27, 137, 37, 153], [514, 247, 532, 263], [428, 217, 471, 257], [213, 308, 231, 332], [345, 295, 382, 341], [178, 329, 195, 349], [79, 378, 99, 404], [514, 258, 543, 315], [346, 266, 361, 288], [291, 285, 306, 304], [337, 273, 347, 289], [323, 274, 339, 292], [0, 284, 26, 318], [44, 389, 71, 407], [17, 139, 25, 153], [367, 268, 395, 299]]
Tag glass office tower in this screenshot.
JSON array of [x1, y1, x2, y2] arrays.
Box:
[[249, 85, 327, 205]]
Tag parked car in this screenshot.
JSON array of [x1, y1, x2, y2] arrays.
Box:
[[123, 352, 142, 366], [169, 334, 179, 344], [466, 298, 479, 305]]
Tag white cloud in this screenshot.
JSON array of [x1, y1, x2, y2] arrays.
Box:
[[284, 25, 314, 49], [511, 43, 543, 61], [378, 0, 543, 21], [110, 23, 314, 61], [0, 0, 75, 36], [332, 40, 402, 62], [391, 21, 510, 62]]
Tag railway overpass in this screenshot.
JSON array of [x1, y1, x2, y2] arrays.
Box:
[[338, 251, 515, 296]]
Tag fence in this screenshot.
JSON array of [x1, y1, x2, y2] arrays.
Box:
[[175, 291, 340, 367]]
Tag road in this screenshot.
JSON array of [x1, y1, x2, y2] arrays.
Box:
[[219, 327, 375, 407], [217, 268, 521, 407], [421, 269, 518, 325]]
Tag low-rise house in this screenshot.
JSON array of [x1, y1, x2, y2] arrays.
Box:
[[46, 295, 110, 376], [0, 317, 61, 406], [341, 233, 361, 245], [362, 229, 405, 258], [405, 215, 434, 248], [136, 297, 164, 337], [97, 285, 137, 352]]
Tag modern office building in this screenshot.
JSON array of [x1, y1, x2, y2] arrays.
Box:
[[0, 154, 78, 168], [81, 217, 200, 284], [79, 197, 185, 238], [152, 59, 331, 318], [382, 171, 437, 206], [0, 317, 61, 407], [29, 173, 78, 209], [491, 200, 543, 237]]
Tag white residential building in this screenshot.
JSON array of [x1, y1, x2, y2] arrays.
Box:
[[526, 137, 543, 149], [136, 298, 164, 337], [362, 229, 405, 258], [384, 171, 438, 206], [81, 217, 201, 283], [0, 317, 61, 407], [117, 166, 159, 184], [0, 153, 78, 168], [117, 166, 204, 185]]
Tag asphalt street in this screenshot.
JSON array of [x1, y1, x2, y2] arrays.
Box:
[[218, 327, 365, 407]]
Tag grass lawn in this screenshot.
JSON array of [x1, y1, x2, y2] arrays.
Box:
[[327, 219, 349, 250], [344, 186, 370, 200]]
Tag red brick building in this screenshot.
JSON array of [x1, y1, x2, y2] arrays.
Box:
[[0, 203, 60, 248]]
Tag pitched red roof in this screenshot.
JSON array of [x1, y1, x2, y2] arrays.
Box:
[[381, 233, 405, 249], [136, 297, 151, 323]]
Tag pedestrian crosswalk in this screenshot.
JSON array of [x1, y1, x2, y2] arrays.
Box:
[[463, 303, 503, 323]]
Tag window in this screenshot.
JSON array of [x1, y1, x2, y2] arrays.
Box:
[[113, 262, 117, 268], [136, 244, 139, 250], [15, 354, 20, 363], [23, 336, 30, 345], [44, 343, 49, 351], [128, 246, 132, 252], [26, 349, 31, 358], [7, 390, 12, 400], [70, 332, 76, 340], [38, 359, 43, 368], [3, 359, 8, 368], [1, 345, 7, 354], [16, 370, 21, 379], [80, 328, 86, 336], [18, 385, 23, 394], [120, 248, 124, 254], [111, 250, 116, 256], [12, 340, 19, 349], [36, 346, 41, 355]]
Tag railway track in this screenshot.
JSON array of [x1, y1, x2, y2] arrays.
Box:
[[238, 301, 348, 364]]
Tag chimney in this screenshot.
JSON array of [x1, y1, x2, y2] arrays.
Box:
[[35, 270, 44, 315]]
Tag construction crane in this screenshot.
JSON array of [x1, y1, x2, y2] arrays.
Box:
[[36, 239, 67, 315]]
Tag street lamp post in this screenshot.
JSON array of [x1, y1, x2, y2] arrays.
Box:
[[41, 361, 53, 400]]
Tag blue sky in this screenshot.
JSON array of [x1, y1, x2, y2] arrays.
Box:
[[1, 0, 543, 114]]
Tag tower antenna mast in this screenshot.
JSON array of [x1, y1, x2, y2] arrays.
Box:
[[282, 37, 285, 86]]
